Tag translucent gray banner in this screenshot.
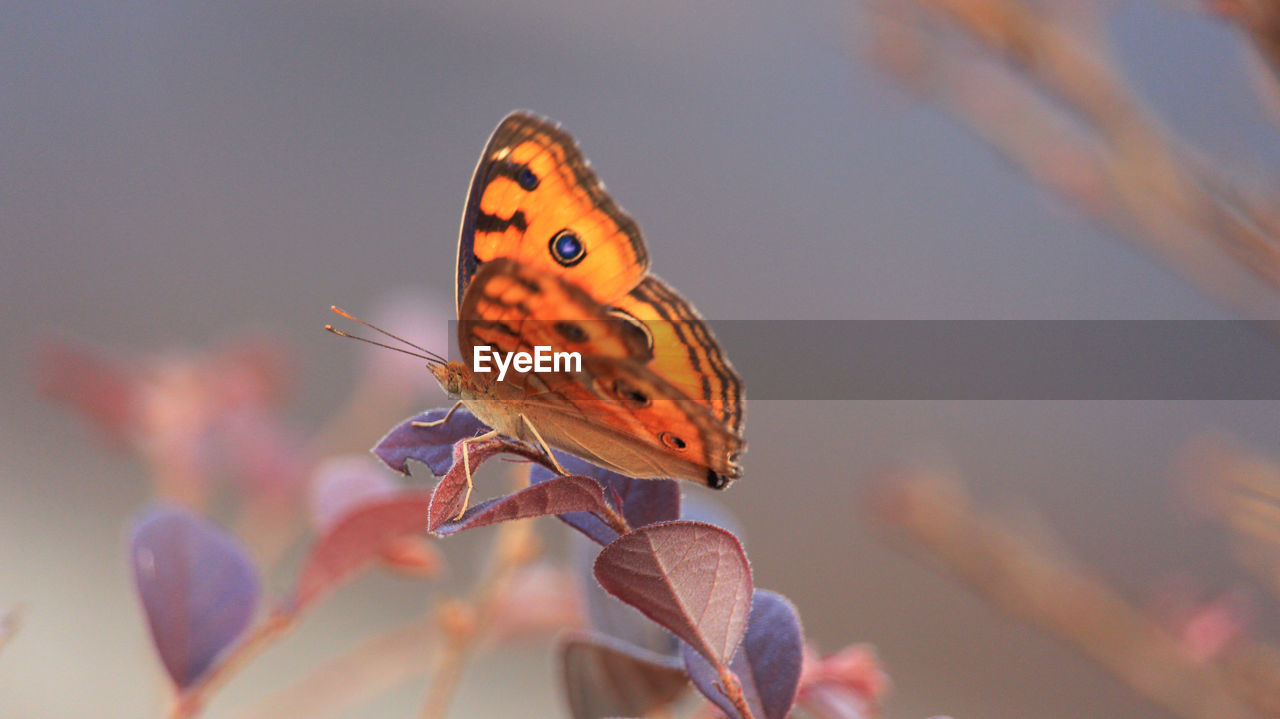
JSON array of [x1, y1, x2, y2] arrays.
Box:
[[447, 321, 1280, 399]]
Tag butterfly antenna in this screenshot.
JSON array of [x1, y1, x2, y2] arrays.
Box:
[[327, 305, 448, 364], [324, 325, 440, 362]]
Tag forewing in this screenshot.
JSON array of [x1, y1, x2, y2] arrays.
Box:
[[456, 112, 649, 309]]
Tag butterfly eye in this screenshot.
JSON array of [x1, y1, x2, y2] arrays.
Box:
[[549, 230, 586, 267], [554, 321, 588, 343], [516, 166, 539, 191], [659, 432, 687, 450], [612, 379, 651, 409]]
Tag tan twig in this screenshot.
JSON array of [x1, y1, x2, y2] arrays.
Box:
[[717, 665, 757, 719], [168, 611, 296, 719], [1180, 436, 1280, 717], [418, 466, 541, 719], [867, 468, 1262, 719], [1219, 640, 1280, 719], [230, 613, 438, 719], [1185, 436, 1280, 602]]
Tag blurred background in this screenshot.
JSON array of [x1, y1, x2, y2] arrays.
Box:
[[5, 0, 1280, 717]]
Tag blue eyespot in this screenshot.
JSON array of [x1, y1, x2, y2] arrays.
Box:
[[550, 230, 586, 266], [516, 166, 539, 191]]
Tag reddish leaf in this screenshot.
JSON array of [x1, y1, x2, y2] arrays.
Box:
[[684, 589, 804, 719], [131, 505, 260, 688], [798, 643, 889, 719], [308, 457, 442, 578], [434, 475, 617, 535], [425, 435, 553, 531], [571, 534, 679, 657], [562, 631, 689, 719], [37, 341, 140, 443], [292, 491, 433, 610], [532, 452, 679, 545], [373, 407, 491, 476], [426, 437, 495, 530], [377, 535, 444, 577], [799, 686, 875, 719], [593, 521, 753, 667], [308, 456, 400, 530]]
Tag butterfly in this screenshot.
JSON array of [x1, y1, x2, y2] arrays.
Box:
[[424, 112, 745, 510]]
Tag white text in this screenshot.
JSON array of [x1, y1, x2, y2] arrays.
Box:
[[472, 345, 582, 381]]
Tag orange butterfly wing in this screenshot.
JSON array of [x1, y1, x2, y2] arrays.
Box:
[[457, 258, 651, 365], [457, 259, 743, 486], [450, 112, 745, 486], [613, 277, 745, 436], [456, 112, 649, 310]]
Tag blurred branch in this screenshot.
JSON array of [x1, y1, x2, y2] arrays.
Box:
[[863, 0, 1280, 311], [419, 467, 541, 719], [170, 612, 295, 719], [1218, 641, 1280, 719], [866, 468, 1263, 719], [232, 614, 438, 719], [1186, 436, 1280, 601], [1181, 436, 1280, 717]]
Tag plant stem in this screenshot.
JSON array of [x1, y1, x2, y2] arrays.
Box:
[[868, 0, 1280, 310], [169, 611, 295, 719], [230, 612, 439, 719], [599, 498, 631, 537], [418, 468, 540, 719], [717, 665, 755, 719], [869, 468, 1260, 719]]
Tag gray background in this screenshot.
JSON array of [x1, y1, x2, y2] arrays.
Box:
[[4, 1, 1280, 717]]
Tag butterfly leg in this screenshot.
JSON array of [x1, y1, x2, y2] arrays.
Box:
[[520, 414, 568, 476], [412, 401, 464, 429], [454, 428, 501, 520]]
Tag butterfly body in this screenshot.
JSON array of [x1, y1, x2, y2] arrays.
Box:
[[439, 112, 745, 490], [432, 359, 735, 487], [429, 361, 539, 444]]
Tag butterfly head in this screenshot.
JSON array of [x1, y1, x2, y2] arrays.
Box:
[[430, 361, 471, 398]]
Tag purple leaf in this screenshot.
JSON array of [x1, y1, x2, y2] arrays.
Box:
[[434, 475, 618, 535], [562, 631, 689, 719], [593, 521, 753, 667], [130, 505, 260, 688], [683, 590, 804, 719], [372, 407, 491, 476], [532, 452, 680, 545], [292, 491, 432, 610]]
